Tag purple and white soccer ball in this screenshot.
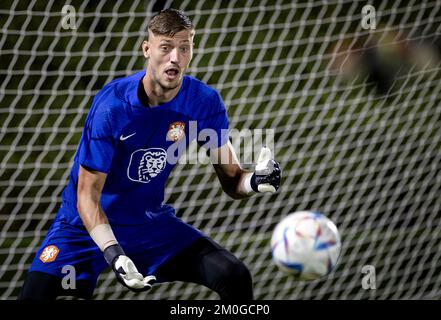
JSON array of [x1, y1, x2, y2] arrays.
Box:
[[271, 211, 341, 280]]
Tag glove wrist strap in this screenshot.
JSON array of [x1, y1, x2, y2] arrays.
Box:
[[242, 172, 257, 194], [103, 244, 125, 265], [250, 173, 259, 193]]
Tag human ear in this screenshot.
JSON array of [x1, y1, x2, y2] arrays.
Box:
[[142, 41, 150, 59]]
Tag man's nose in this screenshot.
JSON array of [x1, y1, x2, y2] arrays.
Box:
[[170, 47, 180, 64]]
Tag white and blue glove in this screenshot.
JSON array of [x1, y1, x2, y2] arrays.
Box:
[[250, 147, 281, 193], [104, 244, 156, 292]]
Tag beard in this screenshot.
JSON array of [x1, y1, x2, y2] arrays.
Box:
[[159, 80, 180, 90]]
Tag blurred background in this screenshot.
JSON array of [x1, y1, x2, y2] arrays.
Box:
[[0, 0, 440, 299]]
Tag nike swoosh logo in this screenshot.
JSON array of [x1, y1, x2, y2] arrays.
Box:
[[120, 132, 136, 141]]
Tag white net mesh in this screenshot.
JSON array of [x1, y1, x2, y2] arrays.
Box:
[[1, 0, 441, 299]]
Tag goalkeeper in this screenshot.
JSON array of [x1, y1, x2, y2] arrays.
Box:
[[19, 9, 281, 300]]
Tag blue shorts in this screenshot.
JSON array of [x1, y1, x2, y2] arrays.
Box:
[[29, 207, 204, 288]]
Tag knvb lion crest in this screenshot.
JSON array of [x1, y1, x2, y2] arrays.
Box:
[[166, 121, 186, 142], [127, 148, 167, 183], [39, 245, 60, 263]]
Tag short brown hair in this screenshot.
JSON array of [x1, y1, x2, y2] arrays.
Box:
[[147, 9, 194, 38]]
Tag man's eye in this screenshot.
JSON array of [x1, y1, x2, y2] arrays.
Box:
[[161, 46, 170, 51], [181, 47, 190, 53]]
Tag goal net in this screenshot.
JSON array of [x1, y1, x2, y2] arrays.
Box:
[[1, 0, 440, 299]]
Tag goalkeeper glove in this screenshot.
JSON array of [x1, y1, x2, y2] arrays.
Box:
[[103, 244, 156, 292], [250, 146, 281, 193]]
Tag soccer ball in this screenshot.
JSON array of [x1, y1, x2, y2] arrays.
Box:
[[271, 211, 341, 280]]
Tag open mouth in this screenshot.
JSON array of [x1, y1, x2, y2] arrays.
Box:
[[164, 67, 179, 80]]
